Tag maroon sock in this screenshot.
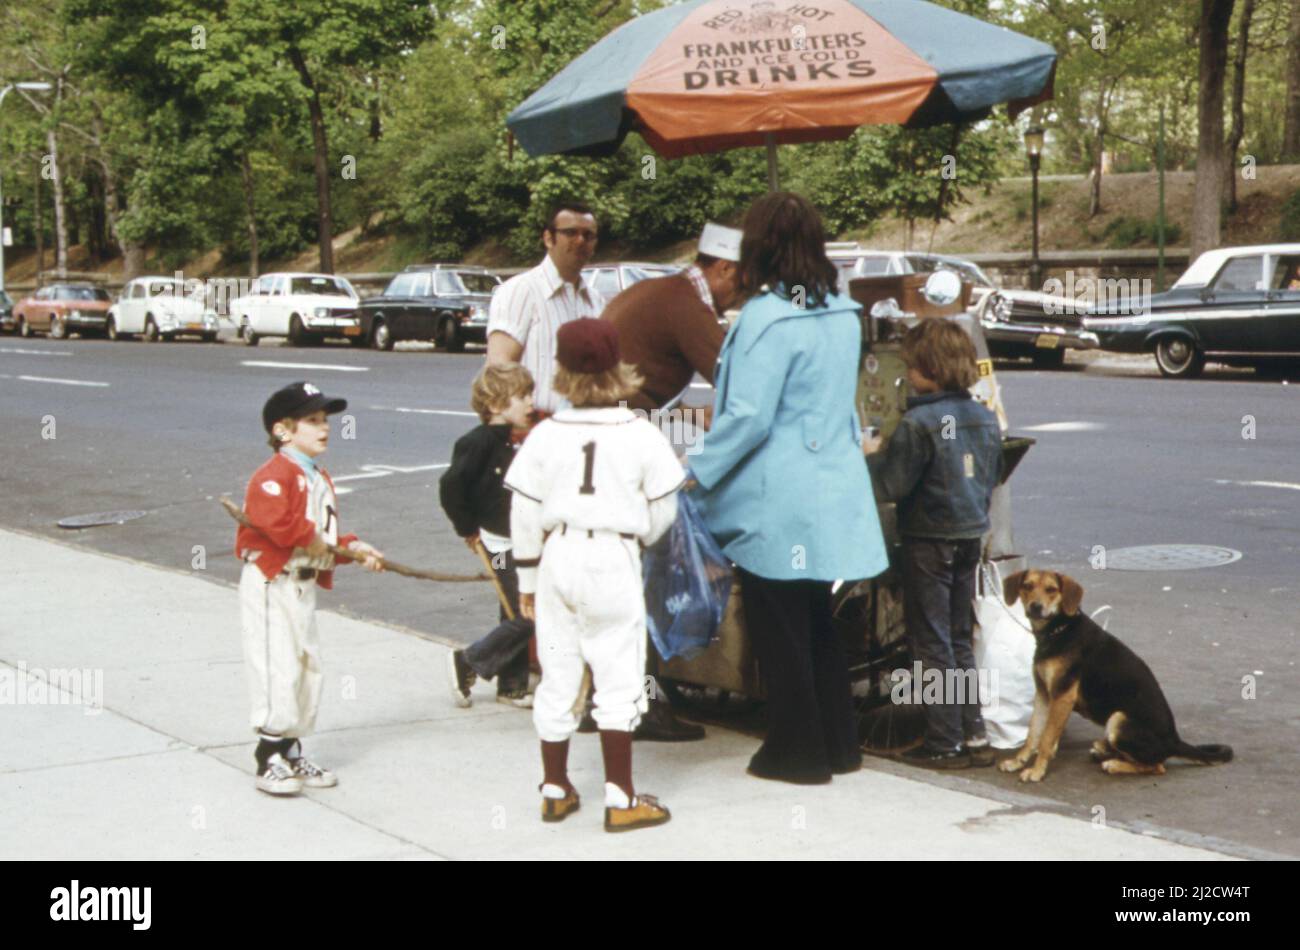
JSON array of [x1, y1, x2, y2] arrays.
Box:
[[599, 730, 634, 801], [540, 740, 573, 793]]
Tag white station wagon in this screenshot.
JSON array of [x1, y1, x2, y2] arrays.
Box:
[[231, 272, 363, 347], [108, 276, 220, 342]]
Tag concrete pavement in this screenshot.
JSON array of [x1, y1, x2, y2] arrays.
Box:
[[0, 527, 1246, 860]]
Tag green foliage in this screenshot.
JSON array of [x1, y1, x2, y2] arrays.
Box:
[[1277, 189, 1300, 242], [1102, 215, 1182, 248]]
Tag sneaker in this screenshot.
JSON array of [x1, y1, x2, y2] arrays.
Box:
[[605, 793, 672, 833], [446, 650, 476, 708], [964, 735, 996, 768], [256, 753, 304, 796], [893, 745, 972, 771], [540, 785, 580, 823], [496, 688, 533, 709], [289, 752, 338, 788]]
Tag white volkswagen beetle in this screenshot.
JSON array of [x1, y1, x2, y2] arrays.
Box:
[[107, 276, 220, 342], [231, 272, 363, 347]]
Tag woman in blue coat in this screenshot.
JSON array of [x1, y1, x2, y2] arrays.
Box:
[[690, 192, 889, 784]]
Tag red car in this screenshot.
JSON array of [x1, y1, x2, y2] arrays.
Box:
[[12, 283, 114, 339]]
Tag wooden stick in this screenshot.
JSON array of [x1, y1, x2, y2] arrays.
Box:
[[219, 497, 489, 583], [473, 539, 515, 620]]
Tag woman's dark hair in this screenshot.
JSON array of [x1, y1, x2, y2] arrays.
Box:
[[738, 192, 838, 309]]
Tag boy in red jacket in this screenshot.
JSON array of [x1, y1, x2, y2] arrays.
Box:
[[236, 382, 383, 796]]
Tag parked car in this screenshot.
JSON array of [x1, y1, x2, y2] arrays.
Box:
[[12, 283, 114, 339], [107, 276, 219, 342], [826, 243, 1097, 369], [0, 290, 13, 333], [231, 272, 363, 346], [582, 262, 680, 299], [1084, 243, 1300, 379], [358, 264, 499, 352]]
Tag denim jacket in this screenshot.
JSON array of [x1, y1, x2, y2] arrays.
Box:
[[867, 390, 1003, 540]]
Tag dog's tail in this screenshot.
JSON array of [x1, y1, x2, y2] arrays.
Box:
[[1172, 740, 1234, 764]]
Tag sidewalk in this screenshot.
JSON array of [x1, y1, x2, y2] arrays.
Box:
[[0, 528, 1236, 860]]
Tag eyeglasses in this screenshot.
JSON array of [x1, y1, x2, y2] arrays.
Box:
[[553, 227, 599, 242]]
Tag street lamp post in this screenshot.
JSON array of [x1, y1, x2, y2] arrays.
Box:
[[1024, 125, 1045, 291], [0, 82, 54, 293]]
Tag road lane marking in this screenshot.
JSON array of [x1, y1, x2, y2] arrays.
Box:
[[1020, 421, 1105, 432], [1213, 479, 1300, 492], [0, 347, 73, 356], [14, 375, 110, 387], [241, 360, 369, 372], [367, 405, 477, 418], [332, 462, 450, 495]]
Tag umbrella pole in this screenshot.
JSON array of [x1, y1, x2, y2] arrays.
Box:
[[765, 133, 779, 191]]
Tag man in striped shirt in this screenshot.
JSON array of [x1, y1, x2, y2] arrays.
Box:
[[487, 202, 605, 415]]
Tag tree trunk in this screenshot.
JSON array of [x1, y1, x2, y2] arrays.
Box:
[[1192, 0, 1237, 259], [1226, 0, 1254, 213], [1089, 81, 1108, 217], [288, 45, 334, 274], [99, 158, 144, 281], [369, 76, 382, 142], [46, 128, 68, 277], [240, 151, 260, 278], [34, 172, 43, 274], [1284, 0, 1300, 161]]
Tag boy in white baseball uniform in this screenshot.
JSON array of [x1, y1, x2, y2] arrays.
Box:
[[505, 319, 684, 832], [236, 382, 383, 796]]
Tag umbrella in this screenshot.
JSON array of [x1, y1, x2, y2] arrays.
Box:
[[507, 0, 1055, 187]]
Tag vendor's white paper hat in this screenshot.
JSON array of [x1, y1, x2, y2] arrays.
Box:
[[698, 222, 742, 262]]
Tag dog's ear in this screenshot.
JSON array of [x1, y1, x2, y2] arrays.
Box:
[[1003, 570, 1026, 606], [1058, 573, 1084, 616]]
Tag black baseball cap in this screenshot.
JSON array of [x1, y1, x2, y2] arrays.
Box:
[[262, 381, 348, 434]]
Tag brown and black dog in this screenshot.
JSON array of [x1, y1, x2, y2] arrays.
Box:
[[998, 570, 1233, 783]]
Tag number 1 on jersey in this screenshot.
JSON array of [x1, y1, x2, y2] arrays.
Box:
[[579, 441, 596, 495]]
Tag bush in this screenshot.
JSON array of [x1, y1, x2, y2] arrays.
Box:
[[1278, 189, 1300, 242], [1103, 216, 1182, 249]]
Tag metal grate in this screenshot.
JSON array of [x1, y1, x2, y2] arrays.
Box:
[[57, 510, 148, 529], [1103, 544, 1242, 572]]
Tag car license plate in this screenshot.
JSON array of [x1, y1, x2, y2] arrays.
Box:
[[1035, 334, 1060, 349], [343, 326, 361, 336]]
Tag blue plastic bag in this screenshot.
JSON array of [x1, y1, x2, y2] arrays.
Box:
[[642, 491, 733, 661]]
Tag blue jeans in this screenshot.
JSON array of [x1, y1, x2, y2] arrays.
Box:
[[463, 550, 533, 693], [901, 538, 985, 752]]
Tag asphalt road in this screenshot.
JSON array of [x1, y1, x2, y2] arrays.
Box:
[[2, 333, 1296, 857]]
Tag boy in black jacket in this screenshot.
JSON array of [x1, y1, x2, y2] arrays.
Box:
[[440, 362, 536, 707], [864, 320, 1004, 770]]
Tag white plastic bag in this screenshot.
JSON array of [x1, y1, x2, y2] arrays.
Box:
[[972, 559, 1036, 749]]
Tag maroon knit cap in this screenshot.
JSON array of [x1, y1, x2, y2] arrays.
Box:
[[556, 318, 620, 374]]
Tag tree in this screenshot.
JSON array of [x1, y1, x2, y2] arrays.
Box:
[[1284, 0, 1300, 159], [1227, 0, 1257, 212], [1192, 0, 1238, 257]]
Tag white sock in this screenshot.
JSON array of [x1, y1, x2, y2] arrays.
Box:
[[541, 783, 569, 800], [604, 782, 632, 809]]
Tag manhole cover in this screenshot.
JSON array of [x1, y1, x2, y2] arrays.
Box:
[[1104, 544, 1242, 572], [57, 510, 149, 529]]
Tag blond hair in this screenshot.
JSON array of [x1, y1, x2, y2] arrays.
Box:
[[471, 362, 535, 422], [901, 319, 979, 391], [553, 362, 644, 408]]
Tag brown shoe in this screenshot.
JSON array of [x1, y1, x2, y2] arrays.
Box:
[[604, 793, 671, 833], [540, 787, 580, 823]]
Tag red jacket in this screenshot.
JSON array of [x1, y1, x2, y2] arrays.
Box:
[[234, 453, 357, 590]]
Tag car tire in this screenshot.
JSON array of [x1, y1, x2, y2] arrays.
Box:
[[49, 315, 67, 340], [288, 315, 307, 347], [107, 317, 123, 342], [202, 332, 218, 344], [1154, 337, 1204, 379], [18, 317, 30, 338], [1031, 348, 1066, 370], [143, 316, 160, 343], [439, 317, 464, 353], [371, 319, 394, 351], [243, 322, 259, 346]]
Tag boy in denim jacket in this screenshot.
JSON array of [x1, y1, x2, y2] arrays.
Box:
[[865, 320, 1003, 769]]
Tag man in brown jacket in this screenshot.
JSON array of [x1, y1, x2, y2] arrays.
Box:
[[603, 223, 742, 420], [600, 223, 742, 742]]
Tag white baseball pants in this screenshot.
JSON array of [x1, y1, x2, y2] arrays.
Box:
[[532, 532, 648, 742], [239, 562, 323, 738]]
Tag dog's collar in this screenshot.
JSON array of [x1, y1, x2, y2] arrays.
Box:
[[1033, 613, 1076, 637]]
